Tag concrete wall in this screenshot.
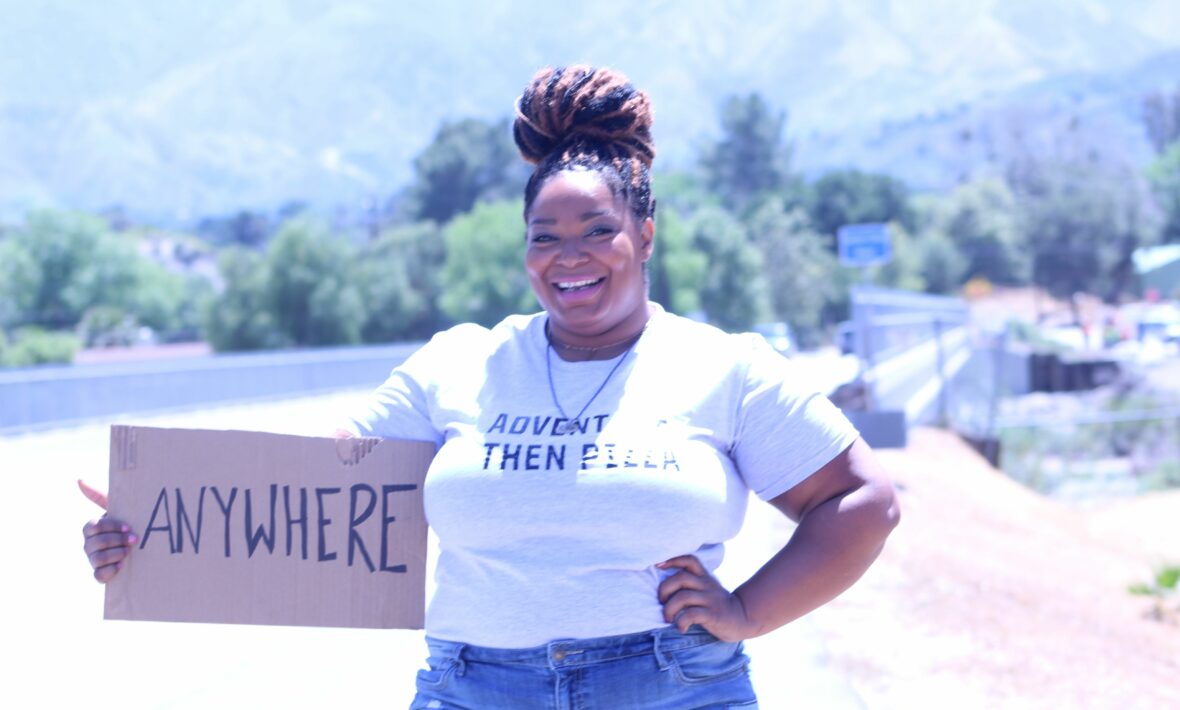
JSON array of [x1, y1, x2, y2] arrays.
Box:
[[0, 343, 422, 433]]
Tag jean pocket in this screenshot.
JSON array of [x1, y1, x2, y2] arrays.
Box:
[[667, 639, 751, 686], [415, 646, 464, 691]]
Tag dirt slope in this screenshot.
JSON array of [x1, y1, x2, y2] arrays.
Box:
[[809, 428, 1180, 709]]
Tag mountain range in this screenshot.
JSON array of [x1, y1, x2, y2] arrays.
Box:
[[2, 0, 1179, 224]]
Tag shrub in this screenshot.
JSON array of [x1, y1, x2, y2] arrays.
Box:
[[0, 327, 80, 367]]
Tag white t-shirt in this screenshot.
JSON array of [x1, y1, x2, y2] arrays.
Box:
[[346, 305, 859, 648]]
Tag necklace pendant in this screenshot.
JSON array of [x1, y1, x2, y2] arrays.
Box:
[[554, 420, 573, 435]]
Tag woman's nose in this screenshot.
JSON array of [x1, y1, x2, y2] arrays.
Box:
[[556, 238, 587, 265]]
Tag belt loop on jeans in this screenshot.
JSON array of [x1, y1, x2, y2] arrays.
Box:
[[652, 629, 674, 671], [450, 643, 468, 677]]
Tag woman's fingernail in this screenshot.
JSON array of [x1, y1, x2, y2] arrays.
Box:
[[121, 524, 130, 533], [127, 534, 138, 545]]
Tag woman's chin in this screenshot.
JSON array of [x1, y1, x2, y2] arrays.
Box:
[[544, 296, 603, 328], [547, 314, 603, 338]]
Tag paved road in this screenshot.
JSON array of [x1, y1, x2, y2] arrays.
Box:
[[5, 381, 863, 709]]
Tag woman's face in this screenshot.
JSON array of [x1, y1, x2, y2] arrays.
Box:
[[525, 169, 654, 347]]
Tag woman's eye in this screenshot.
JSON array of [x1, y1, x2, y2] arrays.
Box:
[[587, 226, 615, 238], [530, 233, 556, 244]]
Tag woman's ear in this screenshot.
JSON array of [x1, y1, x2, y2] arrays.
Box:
[[640, 217, 655, 262]]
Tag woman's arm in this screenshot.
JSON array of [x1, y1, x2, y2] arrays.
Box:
[[658, 438, 899, 641]]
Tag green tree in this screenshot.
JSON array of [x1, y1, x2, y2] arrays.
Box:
[[131, 268, 213, 343], [74, 237, 212, 345], [648, 209, 706, 317], [869, 224, 928, 293], [1, 210, 202, 343], [807, 169, 915, 239], [76, 306, 140, 348], [196, 210, 272, 248], [63, 231, 144, 328], [203, 247, 285, 351], [439, 201, 535, 326], [1147, 142, 1180, 244], [409, 118, 524, 224], [744, 200, 840, 345], [264, 218, 364, 346], [8, 210, 110, 328], [652, 171, 720, 216], [911, 229, 968, 295], [1008, 153, 1157, 303], [700, 94, 795, 211], [0, 237, 38, 329], [1142, 87, 1180, 155], [687, 207, 770, 331], [358, 221, 446, 342], [932, 179, 1029, 285]]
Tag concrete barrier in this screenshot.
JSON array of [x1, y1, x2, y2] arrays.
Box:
[[0, 343, 422, 434], [841, 409, 908, 448]]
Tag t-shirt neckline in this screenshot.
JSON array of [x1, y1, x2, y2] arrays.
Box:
[[534, 302, 666, 364]]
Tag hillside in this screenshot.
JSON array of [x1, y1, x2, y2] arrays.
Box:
[[799, 47, 1180, 188], [2, 0, 1179, 221], [809, 428, 1180, 708]]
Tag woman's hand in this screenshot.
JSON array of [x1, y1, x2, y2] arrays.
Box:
[[657, 555, 757, 642], [78, 479, 135, 583]]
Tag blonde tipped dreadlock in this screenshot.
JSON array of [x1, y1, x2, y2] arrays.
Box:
[[514, 66, 656, 220]]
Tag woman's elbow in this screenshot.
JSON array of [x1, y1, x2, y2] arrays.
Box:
[[874, 479, 901, 538]]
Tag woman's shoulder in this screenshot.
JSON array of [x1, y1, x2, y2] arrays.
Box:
[[646, 306, 803, 394], [648, 306, 766, 359], [420, 312, 543, 358]]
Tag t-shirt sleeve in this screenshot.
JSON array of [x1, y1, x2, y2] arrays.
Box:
[[731, 335, 861, 501], [340, 325, 487, 445]]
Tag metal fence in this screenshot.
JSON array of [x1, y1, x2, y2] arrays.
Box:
[[991, 405, 1180, 501], [931, 325, 1180, 499]]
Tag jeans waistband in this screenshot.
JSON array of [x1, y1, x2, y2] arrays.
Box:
[[425, 626, 720, 671]]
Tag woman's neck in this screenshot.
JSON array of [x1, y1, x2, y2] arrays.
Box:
[[546, 306, 651, 362]]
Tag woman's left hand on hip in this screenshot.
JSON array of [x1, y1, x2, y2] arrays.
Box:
[[656, 555, 756, 642]]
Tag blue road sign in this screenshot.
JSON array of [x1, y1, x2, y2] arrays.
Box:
[[837, 223, 892, 267]]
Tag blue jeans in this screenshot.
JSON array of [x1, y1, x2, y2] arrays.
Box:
[[410, 626, 758, 709]]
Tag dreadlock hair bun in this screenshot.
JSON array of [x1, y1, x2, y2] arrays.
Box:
[[514, 65, 655, 167], [514, 66, 656, 220]]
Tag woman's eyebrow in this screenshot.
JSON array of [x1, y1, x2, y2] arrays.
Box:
[[528, 210, 614, 227]]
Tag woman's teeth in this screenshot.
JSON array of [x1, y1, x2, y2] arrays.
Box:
[[556, 278, 602, 292]]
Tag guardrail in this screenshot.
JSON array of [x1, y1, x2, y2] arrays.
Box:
[[849, 286, 974, 425], [0, 343, 422, 434]]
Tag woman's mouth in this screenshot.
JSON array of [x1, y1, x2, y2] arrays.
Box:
[[554, 277, 605, 293]]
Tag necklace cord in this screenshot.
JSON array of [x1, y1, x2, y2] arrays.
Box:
[[544, 322, 643, 432]]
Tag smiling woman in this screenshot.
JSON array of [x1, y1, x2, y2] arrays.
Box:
[[82, 65, 900, 710], [516, 66, 658, 360]]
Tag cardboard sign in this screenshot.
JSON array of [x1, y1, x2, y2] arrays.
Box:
[[104, 426, 436, 629]]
